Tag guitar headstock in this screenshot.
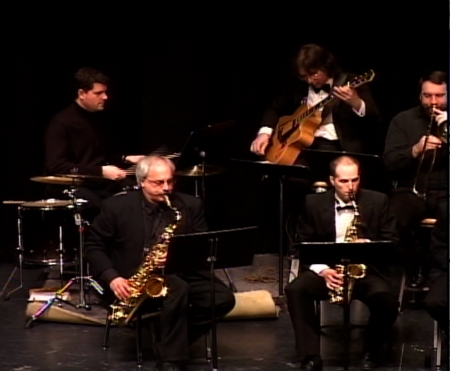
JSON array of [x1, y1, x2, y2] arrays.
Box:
[[348, 69, 375, 88]]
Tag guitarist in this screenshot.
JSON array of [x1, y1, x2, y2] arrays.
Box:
[[250, 44, 382, 159]]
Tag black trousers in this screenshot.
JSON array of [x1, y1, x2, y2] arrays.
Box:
[[102, 271, 235, 362], [424, 272, 448, 335], [285, 270, 398, 360], [389, 188, 447, 275]]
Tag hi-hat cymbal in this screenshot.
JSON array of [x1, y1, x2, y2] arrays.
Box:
[[175, 164, 225, 177], [30, 176, 85, 185]]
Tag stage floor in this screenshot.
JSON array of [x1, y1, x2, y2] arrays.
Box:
[[0, 255, 447, 371]]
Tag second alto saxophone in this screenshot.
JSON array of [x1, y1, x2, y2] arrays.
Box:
[[329, 191, 367, 305]]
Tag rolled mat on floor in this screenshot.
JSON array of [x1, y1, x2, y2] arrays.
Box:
[[224, 290, 279, 320], [25, 289, 278, 325]]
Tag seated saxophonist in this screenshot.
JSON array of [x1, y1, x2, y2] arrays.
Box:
[[284, 155, 398, 370], [85, 155, 236, 371]]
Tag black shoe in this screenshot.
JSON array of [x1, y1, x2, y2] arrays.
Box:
[[408, 267, 426, 288], [300, 355, 323, 370], [360, 352, 379, 370], [154, 361, 186, 371]]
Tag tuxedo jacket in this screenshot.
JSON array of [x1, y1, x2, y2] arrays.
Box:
[[84, 190, 207, 284], [260, 72, 382, 154], [295, 189, 398, 278]]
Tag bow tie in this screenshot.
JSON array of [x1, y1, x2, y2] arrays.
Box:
[[336, 204, 354, 211], [312, 84, 331, 94]]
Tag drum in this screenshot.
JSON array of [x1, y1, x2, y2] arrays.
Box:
[[19, 199, 78, 265]]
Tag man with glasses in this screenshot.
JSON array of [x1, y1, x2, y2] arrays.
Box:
[[85, 155, 235, 371], [250, 43, 381, 157]]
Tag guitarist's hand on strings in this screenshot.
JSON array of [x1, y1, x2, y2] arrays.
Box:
[[332, 85, 363, 112], [250, 133, 270, 155]]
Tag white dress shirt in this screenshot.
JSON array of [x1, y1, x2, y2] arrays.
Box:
[[308, 195, 355, 275]]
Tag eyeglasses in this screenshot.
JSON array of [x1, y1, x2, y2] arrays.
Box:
[[299, 70, 321, 81], [144, 178, 176, 187]]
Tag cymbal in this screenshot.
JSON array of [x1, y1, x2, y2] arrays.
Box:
[[57, 174, 105, 181], [175, 164, 225, 177], [30, 176, 85, 185]]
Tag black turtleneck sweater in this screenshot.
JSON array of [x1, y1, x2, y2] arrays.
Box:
[[384, 105, 447, 192], [44, 101, 120, 176]]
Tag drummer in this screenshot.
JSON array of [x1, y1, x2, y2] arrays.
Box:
[[43, 67, 145, 220]]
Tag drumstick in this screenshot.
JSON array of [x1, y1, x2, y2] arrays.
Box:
[[3, 201, 26, 204]]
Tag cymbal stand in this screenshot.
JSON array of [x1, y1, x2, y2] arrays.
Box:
[[25, 186, 104, 327], [63, 186, 101, 309], [0, 204, 24, 300], [25, 273, 104, 328]]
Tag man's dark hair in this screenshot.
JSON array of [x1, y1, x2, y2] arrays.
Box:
[[294, 44, 341, 78], [419, 71, 447, 87], [330, 155, 360, 177], [74, 67, 109, 93]]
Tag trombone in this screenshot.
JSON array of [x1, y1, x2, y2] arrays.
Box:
[[411, 103, 441, 199]]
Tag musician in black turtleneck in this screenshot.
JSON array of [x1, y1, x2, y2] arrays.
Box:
[[44, 67, 144, 218], [383, 70, 448, 288]]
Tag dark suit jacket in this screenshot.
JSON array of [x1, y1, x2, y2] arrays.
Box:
[[260, 72, 382, 154], [84, 190, 207, 284], [295, 189, 398, 278]]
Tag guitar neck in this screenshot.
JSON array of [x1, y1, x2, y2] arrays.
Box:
[[295, 94, 336, 123]]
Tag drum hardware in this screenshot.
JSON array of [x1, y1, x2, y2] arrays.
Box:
[[25, 188, 104, 327], [175, 164, 225, 200], [25, 272, 104, 328], [0, 200, 76, 300]]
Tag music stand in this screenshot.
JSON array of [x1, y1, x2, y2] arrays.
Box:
[[296, 240, 393, 371], [301, 149, 392, 194], [166, 226, 258, 371], [230, 158, 312, 296]]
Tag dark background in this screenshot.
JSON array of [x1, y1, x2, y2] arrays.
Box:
[[2, 6, 447, 262]]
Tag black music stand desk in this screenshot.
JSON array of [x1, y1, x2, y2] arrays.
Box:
[[295, 240, 393, 371], [231, 158, 312, 296], [166, 226, 258, 371]]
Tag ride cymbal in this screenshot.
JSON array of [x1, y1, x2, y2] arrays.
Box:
[[175, 164, 225, 177], [30, 176, 84, 185]]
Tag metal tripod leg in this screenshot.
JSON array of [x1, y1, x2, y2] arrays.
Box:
[[2, 207, 25, 300], [24, 276, 103, 328]]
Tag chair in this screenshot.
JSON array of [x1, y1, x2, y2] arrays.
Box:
[[102, 305, 162, 368], [288, 181, 330, 283], [397, 218, 435, 313]]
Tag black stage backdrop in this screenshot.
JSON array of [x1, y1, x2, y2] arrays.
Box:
[[2, 6, 448, 261]]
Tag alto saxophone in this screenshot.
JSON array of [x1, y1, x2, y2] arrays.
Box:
[[109, 195, 182, 325], [329, 191, 367, 305]]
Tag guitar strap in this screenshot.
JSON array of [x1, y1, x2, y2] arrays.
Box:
[[320, 72, 348, 120]]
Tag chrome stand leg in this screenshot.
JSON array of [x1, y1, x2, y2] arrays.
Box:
[[3, 207, 25, 300]]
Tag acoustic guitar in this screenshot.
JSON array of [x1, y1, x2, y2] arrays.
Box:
[[264, 70, 375, 165]]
